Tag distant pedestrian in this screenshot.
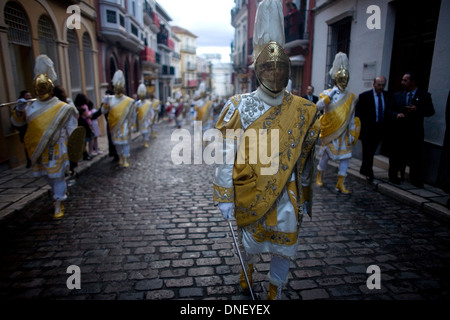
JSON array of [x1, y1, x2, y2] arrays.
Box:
[[302, 85, 318, 103], [11, 90, 32, 168]]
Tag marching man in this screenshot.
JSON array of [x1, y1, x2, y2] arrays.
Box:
[[315, 52, 360, 194], [11, 55, 79, 220], [135, 84, 152, 148], [213, 0, 321, 299], [103, 70, 135, 168]]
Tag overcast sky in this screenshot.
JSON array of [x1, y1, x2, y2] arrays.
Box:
[[156, 0, 235, 62]]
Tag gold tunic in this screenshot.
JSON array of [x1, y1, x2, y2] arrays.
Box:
[[213, 90, 320, 257]]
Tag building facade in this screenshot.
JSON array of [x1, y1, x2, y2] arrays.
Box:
[[97, 0, 145, 98], [311, 0, 450, 185], [230, 0, 315, 95], [172, 25, 198, 99], [0, 0, 99, 169]]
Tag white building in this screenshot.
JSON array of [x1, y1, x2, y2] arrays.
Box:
[[199, 54, 234, 99], [311, 0, 450, 185]]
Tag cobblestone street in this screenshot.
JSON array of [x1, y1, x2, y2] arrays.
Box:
[[0, 121, 449, 301]]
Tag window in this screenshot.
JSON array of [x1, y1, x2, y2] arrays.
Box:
[[67, 29, 82, 100], [83, 33, 96, 106], [38, 15, 59, 84], [325, 16, 352, 88], [106, 9, 117, 24], [4, 1, 33, 99]]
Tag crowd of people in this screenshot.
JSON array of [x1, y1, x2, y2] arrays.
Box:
[[291, 66, 436, 191]]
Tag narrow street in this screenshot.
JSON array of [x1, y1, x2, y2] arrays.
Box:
[[0, 120, 449, 301]]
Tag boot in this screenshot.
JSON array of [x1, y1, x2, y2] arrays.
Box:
[[267, 282, 282, 300], [316, 170, 324, 187], [335, 175, 351, 194], [144, 142, 149, 148], [118, 155, 124, 166], [53, 201, 64, 220], [239, 264, 253, 293], [122, 156, 129, 168]]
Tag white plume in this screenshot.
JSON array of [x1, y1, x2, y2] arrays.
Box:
[[329, 52, 349, 79], [252, 0, 285, 61], [112, 70, 125, 86], [34, 55, 57, 82], [137, 83, 146, 96]]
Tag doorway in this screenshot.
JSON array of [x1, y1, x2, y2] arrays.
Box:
[[388, 0, 441, 92]]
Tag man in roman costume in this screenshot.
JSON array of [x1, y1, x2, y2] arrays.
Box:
[[315, 52, 360, 194], [149, 94, 160, 138], [195, 83, 213, 130], [135, 84, 152, 148], [213, 0, 321, 300], [174, 91, 185, 129], [11, 55, 79, 219], [103, 70, 135, 168]]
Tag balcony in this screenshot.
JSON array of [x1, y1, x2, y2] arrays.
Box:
[[181, 44, 196, 54], [172, 52, 181, 60], [99, 2, 144, 52], [157, 25, 173, 52], [186, 61, 196, 71], [143, 1, 160, 33], [186, 79, 199, 88], [173, 77, 182, 86], [283, 8, 309, 54], [141, 47, 157, 64]]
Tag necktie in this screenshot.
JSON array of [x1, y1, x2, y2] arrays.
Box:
[[407, 92, 413, 105], [377, 93, 383, 122]]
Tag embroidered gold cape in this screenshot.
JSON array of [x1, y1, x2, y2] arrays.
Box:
[[214, 94, 320, 228]]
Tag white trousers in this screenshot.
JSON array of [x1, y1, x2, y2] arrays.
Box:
[[318, 151, 350, 176], [115, 143, 130, 157], [47, 178, 67, 201]]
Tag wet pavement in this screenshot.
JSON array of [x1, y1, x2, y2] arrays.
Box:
[[0, 120, 449, 301]]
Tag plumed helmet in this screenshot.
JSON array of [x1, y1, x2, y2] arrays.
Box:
[[137, 83, 147, 100], [33, 55, 57, 101], [329, 52, 350, 91], [112, 70, 125, 95], [253, 0, 290, 97]]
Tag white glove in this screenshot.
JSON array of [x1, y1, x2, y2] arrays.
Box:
[[329, 87, 339, 98], [15, 98, 28, 112], [218, 202, 234, 220], [103, 96, 110, 105]]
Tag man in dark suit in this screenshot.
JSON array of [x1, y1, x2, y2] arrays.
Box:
[[355, 76, 388, 182], [302, 85, 318, 103], [386, 72, 435, 187]]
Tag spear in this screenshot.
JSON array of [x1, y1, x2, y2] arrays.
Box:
[[227, 219, 255, 300]]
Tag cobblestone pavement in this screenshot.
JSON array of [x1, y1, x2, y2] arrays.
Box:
[[0, 121, 449, 301]]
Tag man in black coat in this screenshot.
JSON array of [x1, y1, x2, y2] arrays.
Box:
[[302, 85, 318, 103], [386, 72, 435, 187], [355, 76, 388, 182]]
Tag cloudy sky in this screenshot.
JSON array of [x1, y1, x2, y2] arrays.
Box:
[[156, 0, 235, 62]]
